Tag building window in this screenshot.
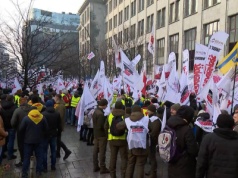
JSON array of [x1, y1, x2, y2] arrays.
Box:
[[105, 22, 108, 32], [113, 0, 117, 9], [147, 0, 154, 7], [131, 24, 136, 40], [109, 1, 112, 13], [113, 34, 117, 43], [138, 19, 144, 37], [185, 28, 196, 71], [124, 6, 129, 21], [169, 33, 179, 70], [137, 45, 144, 72], [109, 19, 112, 31], [204, 21, 219, 45], [229, 14, 238, 51], [157, 38, 165, 65], [118, 31, 123, 44], [106, 3, 108, 15], [124, 28, 129, 41], [119, 11, 123, 25], [131, 0, 137, 17], [184, 0, 197, 17], [157, 8, 166, 29], [138, 0, 144, 12], [113, 15, 117, 28], [147, 14, 154, 33], [109, 37, 112, 47], [169, 0, 180, 23], [204, 0, 221, 9], [119, 0, 123, 4]]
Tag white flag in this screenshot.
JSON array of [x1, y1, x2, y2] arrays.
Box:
[[87, 52, 95, 60], [90, 70, 102, 99], [212, 103, 221, 131], [12, 78, 22, 94], [161, 106, 167, 132], [56, 77, 65, 94], [147, 24, 155, 55]]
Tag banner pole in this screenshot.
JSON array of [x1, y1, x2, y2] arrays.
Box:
[[231, 63, 237, 114]]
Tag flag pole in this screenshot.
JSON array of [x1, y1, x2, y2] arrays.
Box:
[[231, 63, 237, 114]]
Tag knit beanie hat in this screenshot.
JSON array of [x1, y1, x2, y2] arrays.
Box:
[[132, 105, 142, 112], [217, 114, 234, 129], [115, 101, 123, 109], [147, 104, 156, 113], [98, 99, 108, 106], [176, 105, 194, 123], [171, 103, 181, 111], [45, 100, 54, 107]]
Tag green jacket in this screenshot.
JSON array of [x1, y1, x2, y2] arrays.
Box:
[[92, 107, 107, 138]]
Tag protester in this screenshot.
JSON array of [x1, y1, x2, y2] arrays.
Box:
[[11, 97, 33, 167], [92, 98, 109, 174], [117, 105, 150, 178], [233, 112, 238, 133], [167, 105, 198, 178], [42, 100, 62, 171], [0, 115, 8, 162], [19, 109, 48, 178], [105, 101, 127, 178], [85, 107, 95, 146], [170, 103, 180, 116], [146, 104, 161, 178], [31, 95, 45, 112], [61, 89, 71, 124], [54, 94, 71, 160], [196, 114, 238, 178], [70, 91, 80, 126], [0, 95, 17, 160]]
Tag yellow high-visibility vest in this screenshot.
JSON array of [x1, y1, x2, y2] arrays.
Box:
[[71, 96, 80, 107], [107, 113, 126, 140], [14, 95, 20, 107]]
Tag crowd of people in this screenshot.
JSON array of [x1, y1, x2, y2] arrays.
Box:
[[0, 85, 238, 178]]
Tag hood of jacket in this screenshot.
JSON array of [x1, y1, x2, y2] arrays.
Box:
[[214, 128, 238, 140], [112, 108, 125, 117], [32, 103, 43, 112], [1, 101, 15, 110], [167, 115, 188, 129], [129, 111, 144, 122]]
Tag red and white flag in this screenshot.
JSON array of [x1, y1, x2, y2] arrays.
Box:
[[12, 78, 22, 94], [87, 52, 95, 60], [147, 24, 155, 56], [56, 77, 65, 94]]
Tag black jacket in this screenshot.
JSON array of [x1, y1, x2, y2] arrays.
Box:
[[0, 100, 17, 129], [167, 116, 199, 178], [196, 128, 238, 178], [42, 107, 62, 138]]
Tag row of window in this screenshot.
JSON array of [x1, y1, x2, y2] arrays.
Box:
[[80, 7, 90, 26], [105, 13, 238, 73], [106, 0, 222, 32]]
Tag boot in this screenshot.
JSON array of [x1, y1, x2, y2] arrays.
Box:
[[63, 150, 71, 160]]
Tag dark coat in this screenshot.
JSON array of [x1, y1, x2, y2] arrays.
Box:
[[167, 116, 199, 178], [42, 107, 62, 138], [196, 128, 238, 178], [19, 115, 48, 144], [0, 100, 17, 129], [148, 114, 161, 145], [93, 107, 107, 138]]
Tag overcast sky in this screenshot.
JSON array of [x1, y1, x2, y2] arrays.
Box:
[[0, 0, 84, 18]]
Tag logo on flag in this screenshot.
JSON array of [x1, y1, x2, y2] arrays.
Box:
[[123, 63, 133, 76], [87, 52, 95, 60]]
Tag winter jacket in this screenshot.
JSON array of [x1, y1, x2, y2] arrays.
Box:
[[0, 100, 17, 129], [42, 107, 62, 138], [148, 114, 161, 145], [167, 116, 199, 178], [93, 107, 107, 138], [19, 112, 48, 144], [104, 108, 127, 146], [117, 111, 151, 156], [54, 100, 66, 131], [0, 116, 8, 146], [11, 103, 33, 131], [196, 128, 238, 178]]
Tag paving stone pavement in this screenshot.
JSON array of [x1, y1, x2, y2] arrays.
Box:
[[1, 125, 168, 178]]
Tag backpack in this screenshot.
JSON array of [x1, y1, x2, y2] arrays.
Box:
[[125, 97, 133, 107], [110, 116, 125, 136], [83, 115, 91, 127], [158, 126, 177, 163]]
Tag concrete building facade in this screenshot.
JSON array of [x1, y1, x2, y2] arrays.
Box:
[[78, 0, 107, 78], [103, 0, 238, 75]]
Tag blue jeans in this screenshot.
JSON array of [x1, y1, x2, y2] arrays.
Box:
[[65, 108, 71, 123], [42, 137, 57, 169], [22, 143, 43, 175], [6, 129, 16, 158], [70, 107, 76, 125]]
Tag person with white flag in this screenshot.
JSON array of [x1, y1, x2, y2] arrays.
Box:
[[12, 78, 22, 107]]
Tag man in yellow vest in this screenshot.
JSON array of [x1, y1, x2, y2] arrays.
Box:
[[70, 91, 80, 126], [104, 101, 127, 178]]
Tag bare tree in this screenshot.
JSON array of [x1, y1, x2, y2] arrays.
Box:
[[0, 0, 79, 89]]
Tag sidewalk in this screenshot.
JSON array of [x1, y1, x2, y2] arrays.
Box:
[[1, 125, 168, 178]]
